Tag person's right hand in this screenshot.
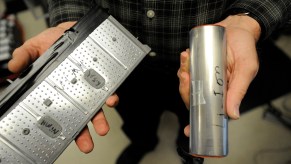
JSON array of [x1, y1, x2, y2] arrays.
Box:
[[178, 14, 261, 137], [8, 21, 119, 153]]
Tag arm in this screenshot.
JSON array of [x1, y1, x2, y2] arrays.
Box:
[[178, 0, 291, 136], [211, 0, 291, 120]]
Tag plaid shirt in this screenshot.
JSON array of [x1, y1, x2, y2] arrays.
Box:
[[48, 0, 291, 62]]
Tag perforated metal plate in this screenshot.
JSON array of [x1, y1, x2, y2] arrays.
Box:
[[0, 13, 150, 164]]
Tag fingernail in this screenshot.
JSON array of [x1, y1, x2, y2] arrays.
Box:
[[81, 141, 92, 154], [233, 103, 240, 119]]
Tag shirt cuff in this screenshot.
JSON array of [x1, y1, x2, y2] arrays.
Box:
[[224, 1, 291, 40]]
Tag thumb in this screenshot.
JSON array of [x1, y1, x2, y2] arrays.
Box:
[[8, 22, 76, 73], [8, 40, 40, 73], [226, 62, 258, 119]]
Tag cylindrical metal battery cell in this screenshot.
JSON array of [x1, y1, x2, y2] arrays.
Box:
[[189, 25, 228, 157]]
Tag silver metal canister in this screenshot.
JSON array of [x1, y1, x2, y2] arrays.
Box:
[[189, 25, 228, 157]]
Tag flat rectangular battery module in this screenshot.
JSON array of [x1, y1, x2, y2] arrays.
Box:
[[0, 6, 150, 164]]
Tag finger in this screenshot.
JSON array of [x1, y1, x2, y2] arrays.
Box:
[[226, 60, 258, 119], [179, 72, 190, 108], [8, 41, 40, 73], [75, 126, 94, 153], [184, 125, 190, 137], [178, 51, 191, 108], [91, 109, 110, 136], [105, 93, 119, 108], [179, 50, 190, 73]]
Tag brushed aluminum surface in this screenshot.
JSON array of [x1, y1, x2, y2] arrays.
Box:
[[189, 25, 228, 157]]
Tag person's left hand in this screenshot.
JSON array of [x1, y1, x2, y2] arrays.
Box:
[[178, 14, 261, 137]]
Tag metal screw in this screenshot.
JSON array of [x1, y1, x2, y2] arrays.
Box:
[[23, 128, 30, 135], [93, 57, 98, 62], [112, 37, 117, 42]]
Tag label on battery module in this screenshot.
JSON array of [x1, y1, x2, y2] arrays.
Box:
[[37, 116, 62, 138], [191, 80, 206, 106], [84, 69, 105, 89]]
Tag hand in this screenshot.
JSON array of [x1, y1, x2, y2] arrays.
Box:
[[178, 15, 261, 137], [8, 22, 119, 153]]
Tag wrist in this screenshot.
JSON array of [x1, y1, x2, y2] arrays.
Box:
[[218, 14, 261, 42]]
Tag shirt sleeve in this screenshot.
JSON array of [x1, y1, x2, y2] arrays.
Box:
[[226, 0, 291, 39], [47, 0, 96, 27]]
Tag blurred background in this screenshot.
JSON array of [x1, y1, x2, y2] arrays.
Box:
[[0, 0, 290, 163]]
